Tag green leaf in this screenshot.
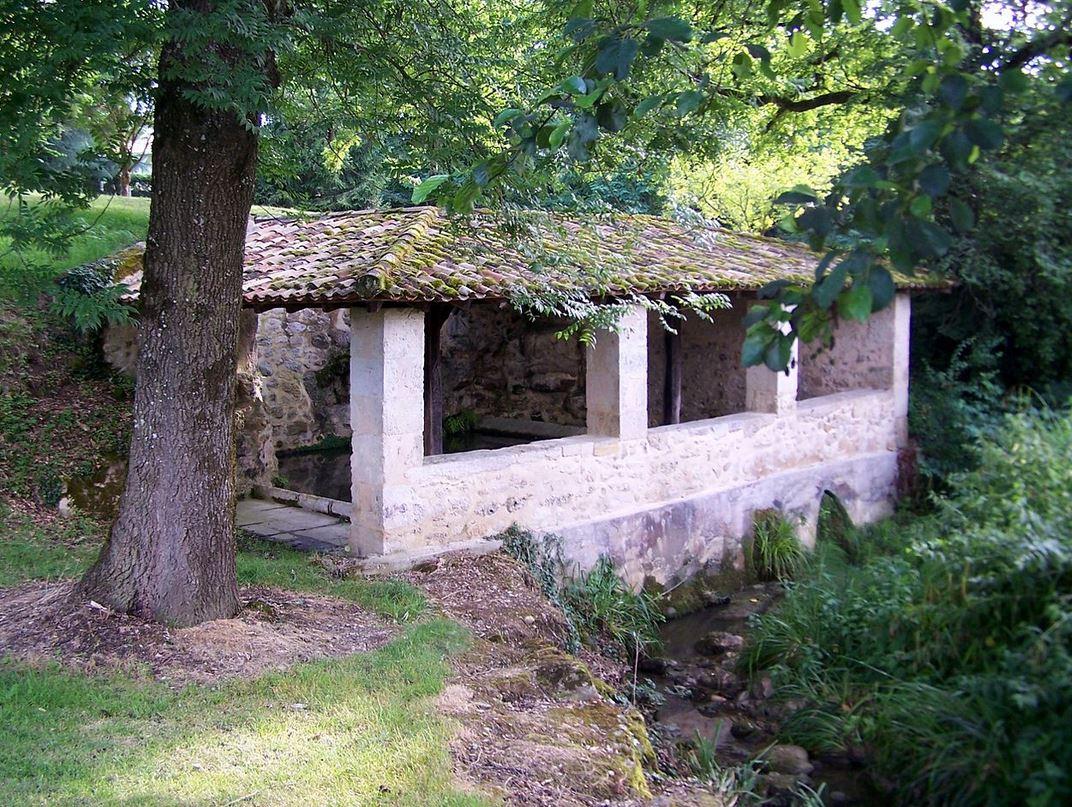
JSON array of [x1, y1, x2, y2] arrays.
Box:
[[938, 74, 968, 109], [745, 43, 771, 62], [814, 261, 849, 309], [411, 174, 449, 204], [941, 129, 973, 167], [906, 218, 952, 258], [891, 17, 912, 37], [742, 327, 771, 367], [909, 120, 941, 153], [999, 69, 1028, 94], [640, 34, 665, 57], [564, 17, 597, 42], [909, 194, 932, 217], [838, 283, 872, 322], [635, 94, 665, 117], [548, 118, 570, 148], [1056, 77, 1072, 103], [645, 16, 693, 42], [675, 90, 704, 116], [743, 305, 771, 327], [918, 163, 950, 197], [562, 76, 588, 94], [595, 36, 640, 80], [798, 205, 833, 237], [949, 197, 975, 233], [596, 99, 627, 132], [844, 166, 880, 188], [787, 31, 807, 59], [452, 180, 480, 212], [567, 112, 599, 160], [868, 267, 896, 310], [775, 187, 818, 204], [731, 52, 753, 79], [965, 118, 1004, 150], [764, 335, 793, 372], [979, 85, 1003, 113], [758, 279, 791, 299], [493, 108, 523, 127], [842, 0, 862, 24]]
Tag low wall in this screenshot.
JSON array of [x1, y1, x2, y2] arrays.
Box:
[[799, 304, 898, 399], [383, 388, 900, 583]]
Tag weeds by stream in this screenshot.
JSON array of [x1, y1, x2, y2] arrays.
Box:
[[746, 408, 1072, 805]]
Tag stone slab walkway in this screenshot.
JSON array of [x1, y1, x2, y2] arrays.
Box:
[[237, 498, 349, 553]]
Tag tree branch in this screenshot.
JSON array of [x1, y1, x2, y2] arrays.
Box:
[[757, 89, 856, 112], [999, 14, 1072, 72]]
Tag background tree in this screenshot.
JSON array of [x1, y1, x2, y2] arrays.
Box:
[[72, 68, 155, 197]]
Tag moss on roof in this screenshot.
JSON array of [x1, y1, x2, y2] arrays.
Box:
[[114, 207, 945, 310]]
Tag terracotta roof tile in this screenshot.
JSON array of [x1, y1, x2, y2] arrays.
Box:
[[113, 207, 942, 309]]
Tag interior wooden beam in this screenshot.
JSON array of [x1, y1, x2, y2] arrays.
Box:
[[424, 304, 453, 456]]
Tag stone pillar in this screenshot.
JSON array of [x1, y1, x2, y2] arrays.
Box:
[[745, 332, 798, 415], [585, 305, 648, 440], [891, 293, 912, 446], [349, 307, 425, 556]]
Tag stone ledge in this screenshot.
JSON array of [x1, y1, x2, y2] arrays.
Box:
[[252, 484, 352, 520], [350, 537, 503, 575]]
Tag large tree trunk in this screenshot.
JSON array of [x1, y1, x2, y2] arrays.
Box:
[[77, 14, 259, 626]]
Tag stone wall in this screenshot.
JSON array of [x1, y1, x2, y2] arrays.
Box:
[[395, 389, 901, 586], [347, 296, 911, 586], [798, 303, 897, 400], [101, 316, 279, 495], [645, 294, 749, 426], [440, 303, 587, 427], [255, 307, 351, 450]]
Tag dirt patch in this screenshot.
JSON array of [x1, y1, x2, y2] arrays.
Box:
[[0, 581, 396, 686], [407, 551, 723, 807]]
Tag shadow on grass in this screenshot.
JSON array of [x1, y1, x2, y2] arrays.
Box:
[[1, 620, 485, 806], [0, 507, 425, 622]]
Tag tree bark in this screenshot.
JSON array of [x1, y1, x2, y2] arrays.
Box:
[[76, 10, 259, 626]]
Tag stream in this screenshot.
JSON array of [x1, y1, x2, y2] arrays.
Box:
[[646, 582, 883, 805]]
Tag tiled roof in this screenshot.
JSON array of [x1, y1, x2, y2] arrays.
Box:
[[113, 207, 939, 310]]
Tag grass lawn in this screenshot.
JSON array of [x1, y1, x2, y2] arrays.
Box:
[[0, 506, 485, 806], [1, 194, 298, 274]]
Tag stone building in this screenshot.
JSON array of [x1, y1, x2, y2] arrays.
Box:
[[111, 207, 937, 586]]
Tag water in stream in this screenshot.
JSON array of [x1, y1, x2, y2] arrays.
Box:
[[648, 582, 882, 805]]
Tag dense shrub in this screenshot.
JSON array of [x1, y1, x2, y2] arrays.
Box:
[[746, 409, 1072, 805], [908, 92, 1072, 489]]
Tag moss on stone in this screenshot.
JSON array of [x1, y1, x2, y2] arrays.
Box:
[[653, 566, 754, 617]]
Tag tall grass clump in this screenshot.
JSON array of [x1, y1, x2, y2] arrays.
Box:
[[745, 408, 1072, 805], [501, 526, 663, 659], [750, 509, 807, 581]]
